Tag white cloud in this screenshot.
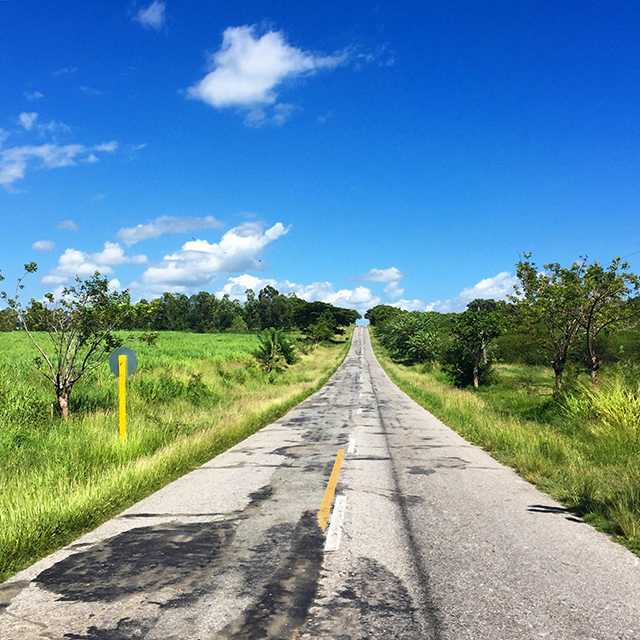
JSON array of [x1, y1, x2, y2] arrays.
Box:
[[361, 266, 405, 300], [134, 222, 289, 296], [94, 141, 118, 152], [116, 215, 224, 245], [0, 141, 117, 189], [19, 112, 38, 131], [80, 86, 104, 96], [55, 220, 79, 231], [187, 25, 349, 125], [32, 240, 55, 252], [394, 271, 519, 313], [24, 91, 44, 101], [215, 274, 379, 314], [82, 154, 99, 163], [51, 67, 77, 76], [42, 242, 147, 285], [361, 267, 404, 283], [134, 1, 166, 30]]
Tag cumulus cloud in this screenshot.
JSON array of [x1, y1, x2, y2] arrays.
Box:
[[134, 222, 289, 296], [42, 242, 147, 285], [32, 240, 55, 252], [19, 112, 38, 131], [187, 25, 349, 125], [24, 91, 44, 101], [362, 266, 405, 300], [134, 1, 166, 30], [116, 215, 224, 245], [55, 220, 79, 231], [216, 274, 380, 314], [392, 271, 519, 313], [0, 141, 118, 189]]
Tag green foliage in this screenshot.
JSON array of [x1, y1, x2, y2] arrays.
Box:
[[374, 309, 443, 364], [441, 299, 505, 388], [253, 328, 299, 372]]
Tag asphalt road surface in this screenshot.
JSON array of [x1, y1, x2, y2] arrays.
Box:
[[2, 326, 640, 639]]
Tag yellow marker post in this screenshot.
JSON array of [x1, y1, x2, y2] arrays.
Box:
[[119, 354, 127, 443], [318, 449, 345, 531]]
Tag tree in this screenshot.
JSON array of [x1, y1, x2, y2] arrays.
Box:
[[442, 299, 505, 388], [253, 328, 298, 373], [1, 265, 129, 420], [574, 257, 640, 385], [305, 311, 337, 346], [511, 255, 583, 390]]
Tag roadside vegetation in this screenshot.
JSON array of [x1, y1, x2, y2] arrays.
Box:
[[0, 267, 358, 581], [368, 255, 640, 555]]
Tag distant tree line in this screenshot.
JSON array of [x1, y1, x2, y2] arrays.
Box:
[[367, 255, 640, 389], [0, 283, 360, 336]]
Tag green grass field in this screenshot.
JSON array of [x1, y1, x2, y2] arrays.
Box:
[[0, 330, 351, 582], [371, 335, 640, 556]]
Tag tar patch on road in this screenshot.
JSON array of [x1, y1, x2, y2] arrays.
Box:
[[35, 521, 237, 603], [216, 510, 324, 640], [301, 557, 428, 640]]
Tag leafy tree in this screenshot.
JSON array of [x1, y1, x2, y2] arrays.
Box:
[[243, 289, 261, 330], [374, 310, 442, 364], [253, 328, 298, 373], [512, 255, 584, 389], [574, 257, 640, 385], [1, 265, 128, 420], [442, 299, 505, 388], [305, 311, 337, 346]]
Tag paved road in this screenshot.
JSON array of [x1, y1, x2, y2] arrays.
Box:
[[2, 326, 640, 639]]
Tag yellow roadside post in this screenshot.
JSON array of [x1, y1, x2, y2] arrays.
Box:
[[109, 347, 138, 444], [119, 355, 127, 443]]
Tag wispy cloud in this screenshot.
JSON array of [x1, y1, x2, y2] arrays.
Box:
[[24, 91, 44, 101], [187, 25, 350, 126], [80, 86, 104, 97], [134, 1, 166, 30], [19, 112, 38, 131], [42, 242, 147, 285], [116, 215, 224, 245], [55, 220, 79, 231], [32, 240, 55, 252], [0, 141, 118, 189], [51, 67, 77, 77], [132, 222, 289, 296]]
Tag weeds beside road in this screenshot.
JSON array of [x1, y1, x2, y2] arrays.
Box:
[[371, 334, 640, 556], [0, 330, 351, 582]]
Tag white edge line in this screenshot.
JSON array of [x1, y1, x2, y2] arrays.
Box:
[[347, 435, 356, 454], [324, 495, 347, 551]]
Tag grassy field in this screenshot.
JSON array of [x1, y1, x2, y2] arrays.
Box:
[[0, 330, 352, 582], [371, 334, 640, 556]]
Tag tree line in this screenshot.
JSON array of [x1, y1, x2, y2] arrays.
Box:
[[0, 265, 360, 419], [367, 255, 640, 389]]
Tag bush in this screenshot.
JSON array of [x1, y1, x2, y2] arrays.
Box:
[[253, 329, 298, 373]]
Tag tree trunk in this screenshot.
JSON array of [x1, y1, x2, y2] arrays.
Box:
[[473, 362, 479, 388], [588, 364, 599, 386], [554, 369, 563, 389], [57, 394, 69, 420]]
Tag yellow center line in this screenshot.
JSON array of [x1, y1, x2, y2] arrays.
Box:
[[317, 448, 345, 531]]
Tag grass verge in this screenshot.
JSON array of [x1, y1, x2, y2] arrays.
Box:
[[370, 333, 640, 557], [0, 330, 351, 582]]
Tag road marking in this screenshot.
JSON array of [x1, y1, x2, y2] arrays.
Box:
[[318, 449, 345, 531], [347, 435, 356, 454], [357, 407, 363, 414], [324, 495, 347, 551]]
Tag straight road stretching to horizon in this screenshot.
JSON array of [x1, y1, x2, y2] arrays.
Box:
[[1, 327, 640, 639]]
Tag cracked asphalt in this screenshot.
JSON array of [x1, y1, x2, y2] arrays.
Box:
[[1, 326, 640, 639]]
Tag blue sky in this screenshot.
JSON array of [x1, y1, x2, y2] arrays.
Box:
[[1, 1, 639, 314]]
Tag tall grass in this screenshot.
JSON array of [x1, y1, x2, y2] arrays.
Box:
[[0, 330, 351, 582], [371, 334, 640, 555]]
